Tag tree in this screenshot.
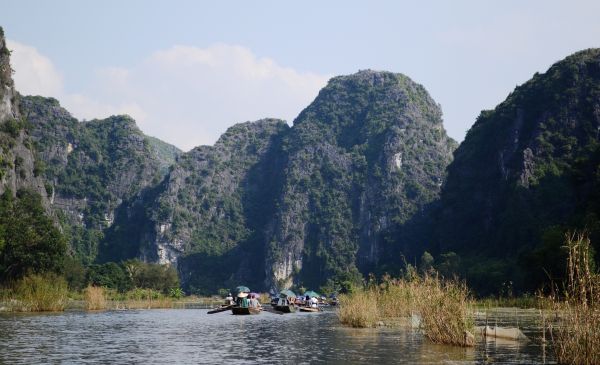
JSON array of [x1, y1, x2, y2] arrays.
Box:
[[436, 252, 461, 278], [0, 190, 66, 282], [419, 251, 435, 274]]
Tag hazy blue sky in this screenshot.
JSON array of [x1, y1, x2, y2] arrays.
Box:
[[2, 1, 600, 150]]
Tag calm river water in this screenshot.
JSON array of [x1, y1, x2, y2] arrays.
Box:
[[0, 308, 554, 364]]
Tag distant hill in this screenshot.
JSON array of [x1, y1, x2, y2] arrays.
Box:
[[435, 49, 600, 294], [20, 95, 180, 264], [107, 70, 457, 294], [3, 23, 599, 295]]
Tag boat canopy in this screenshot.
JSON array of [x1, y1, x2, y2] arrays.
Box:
[[234, 286, 250, 294], [303, 290, 320, 298], [279, 289, 296, 298]]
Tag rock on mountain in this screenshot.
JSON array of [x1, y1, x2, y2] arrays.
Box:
[[435, 49, 600, 293], [20, 95, 181, 264], [127, 70, 456, 293], [111, 119, 288, 293], [0, 27, 47, 200], [264, 70, 456, 290]]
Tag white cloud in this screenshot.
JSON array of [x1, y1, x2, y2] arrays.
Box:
[[6, 40, 63, 97], [7, 40, 329, 151], [93, 44, 329, 150]]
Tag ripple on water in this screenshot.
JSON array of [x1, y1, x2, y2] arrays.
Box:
[[0, 308, 555, 364]]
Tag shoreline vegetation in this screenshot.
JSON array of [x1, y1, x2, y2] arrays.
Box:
[[336, 231, 600, 364], [0, 281, 230, 312], [549, 232, 600, 365]]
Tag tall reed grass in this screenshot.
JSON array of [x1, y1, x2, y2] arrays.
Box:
[[550, 232, 600, 365], [337, 274, 474, 346], [12, 274, 68, 312], [337, 289, 379, 328], [417, 276, 474, 347], [84, 285, 107, 310]]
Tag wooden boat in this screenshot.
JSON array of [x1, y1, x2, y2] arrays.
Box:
[[273, 304, 296, 313], [231, 306, 261, 315], [299, 306, 320, 312], [207, 305, 232, 314]]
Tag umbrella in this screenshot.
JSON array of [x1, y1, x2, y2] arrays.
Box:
[[303, 290, 320, 298], [279, 289, 296, 298], [234, 286, 250, 295]]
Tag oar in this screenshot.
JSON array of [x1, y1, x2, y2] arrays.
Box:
[[207, 305, 233, 314]]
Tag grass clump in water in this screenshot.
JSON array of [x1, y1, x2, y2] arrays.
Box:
[[84, 285, 107, 310], [337, 274, 474, 347], [550, 232, 600, 365], [337, 289, 379, 328], [417, 276, 474, 347], [13, 274, 68, 311]]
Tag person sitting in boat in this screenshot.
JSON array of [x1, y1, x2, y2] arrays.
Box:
[[310, 296, 318, 308], [225, 293, 234, 306], [237, 292, 249, 308], [248, 294, 262, 308]]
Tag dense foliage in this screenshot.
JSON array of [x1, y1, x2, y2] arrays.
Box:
[[264, 70, 456, 290], [0, 189, 66, 282], [435, 48, 600, 294], [109, 72, 456, 294], [20, 96, 179, 264]]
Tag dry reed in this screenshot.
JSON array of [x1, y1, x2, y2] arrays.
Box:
[[550, 232, 600, 365], [416, 276, 474, 347], [337, 275, 474, 347], [12, 274, 68, 312], [337, 289, 379, 328], [259, 293, 270, 304], [84, 285, 107, 310]]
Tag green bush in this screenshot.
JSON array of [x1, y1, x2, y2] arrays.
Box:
[[0, 189, 67, 282]]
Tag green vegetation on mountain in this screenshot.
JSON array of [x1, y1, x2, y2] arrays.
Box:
[[264, 70, 456, 291], [435, 48, 600, 294], [20, 96, 179, 264], [123, 71, 456, 294], [110, 119, 289, 294], [145, 135, 182, 173], [4, 21, 600, 298]]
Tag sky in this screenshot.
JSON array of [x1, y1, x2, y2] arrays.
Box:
[[1, 1, 600, 151]]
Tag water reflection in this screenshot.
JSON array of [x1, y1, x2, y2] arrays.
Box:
[[0, 309, 554, 364]]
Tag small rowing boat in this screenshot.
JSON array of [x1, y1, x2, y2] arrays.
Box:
[[299, 307, 320, 313], [231, 306, 261, 315], [273, 304, 296, 313], [207, 305, 233, 314]]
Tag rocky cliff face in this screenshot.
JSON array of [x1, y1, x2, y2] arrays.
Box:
[[123, 71, 456, 293], [112, 119, 288, 292], [264, 71, 456, 289], [0, 27, 47, 200], [20, 95, 181, 263], [435, 49, 600, 293]]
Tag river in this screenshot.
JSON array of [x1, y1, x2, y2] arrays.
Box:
[[0, 308, 554, 364]]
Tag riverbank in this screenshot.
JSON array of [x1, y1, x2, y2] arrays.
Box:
[[0, 278, 226, 313], [0, 296, 227, 312]]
